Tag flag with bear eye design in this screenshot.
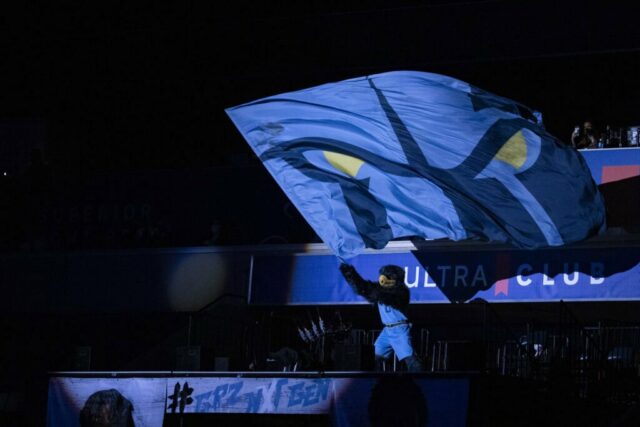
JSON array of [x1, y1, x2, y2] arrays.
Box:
[[226, 71, 605, 259]]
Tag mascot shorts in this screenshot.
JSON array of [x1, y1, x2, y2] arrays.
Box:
[[374, 323, 414, 360]]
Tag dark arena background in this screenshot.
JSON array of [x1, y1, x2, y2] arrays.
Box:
[[2, 1, 640, 426]]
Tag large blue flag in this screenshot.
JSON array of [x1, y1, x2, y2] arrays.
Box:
[[226, 71, 605, 259]]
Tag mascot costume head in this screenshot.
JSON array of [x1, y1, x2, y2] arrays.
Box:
[[378, 265, 404, 288]]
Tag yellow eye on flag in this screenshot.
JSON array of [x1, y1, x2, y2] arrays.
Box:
[[324, 151, 364, 177], [495, 130, 527, 170]]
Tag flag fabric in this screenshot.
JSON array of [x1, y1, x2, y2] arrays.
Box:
[[226, 71, 606, 259]]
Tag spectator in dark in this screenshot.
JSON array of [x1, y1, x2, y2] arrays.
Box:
[[79, 389, 135, 427], [203, 219, 223, 245], [368, 376, 428, 426], [571, 121, 597, 149]]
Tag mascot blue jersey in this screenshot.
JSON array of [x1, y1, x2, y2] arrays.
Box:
[[378, 302, 408, 325]]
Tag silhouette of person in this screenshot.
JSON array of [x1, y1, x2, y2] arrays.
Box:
[[571, 121, 597, 149], [368, 376, 428, 426], [79, 389, 135, 427]]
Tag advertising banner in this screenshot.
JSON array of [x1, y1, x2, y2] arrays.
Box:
[[48, 375, 470, 426], [250, 246, 640, 304], [165, 376, 468, 426]]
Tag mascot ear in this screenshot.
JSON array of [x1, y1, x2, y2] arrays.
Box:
[[378, 275, 396, 287]]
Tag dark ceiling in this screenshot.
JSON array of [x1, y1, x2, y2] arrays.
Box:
[[4, 1, 640, 177]]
